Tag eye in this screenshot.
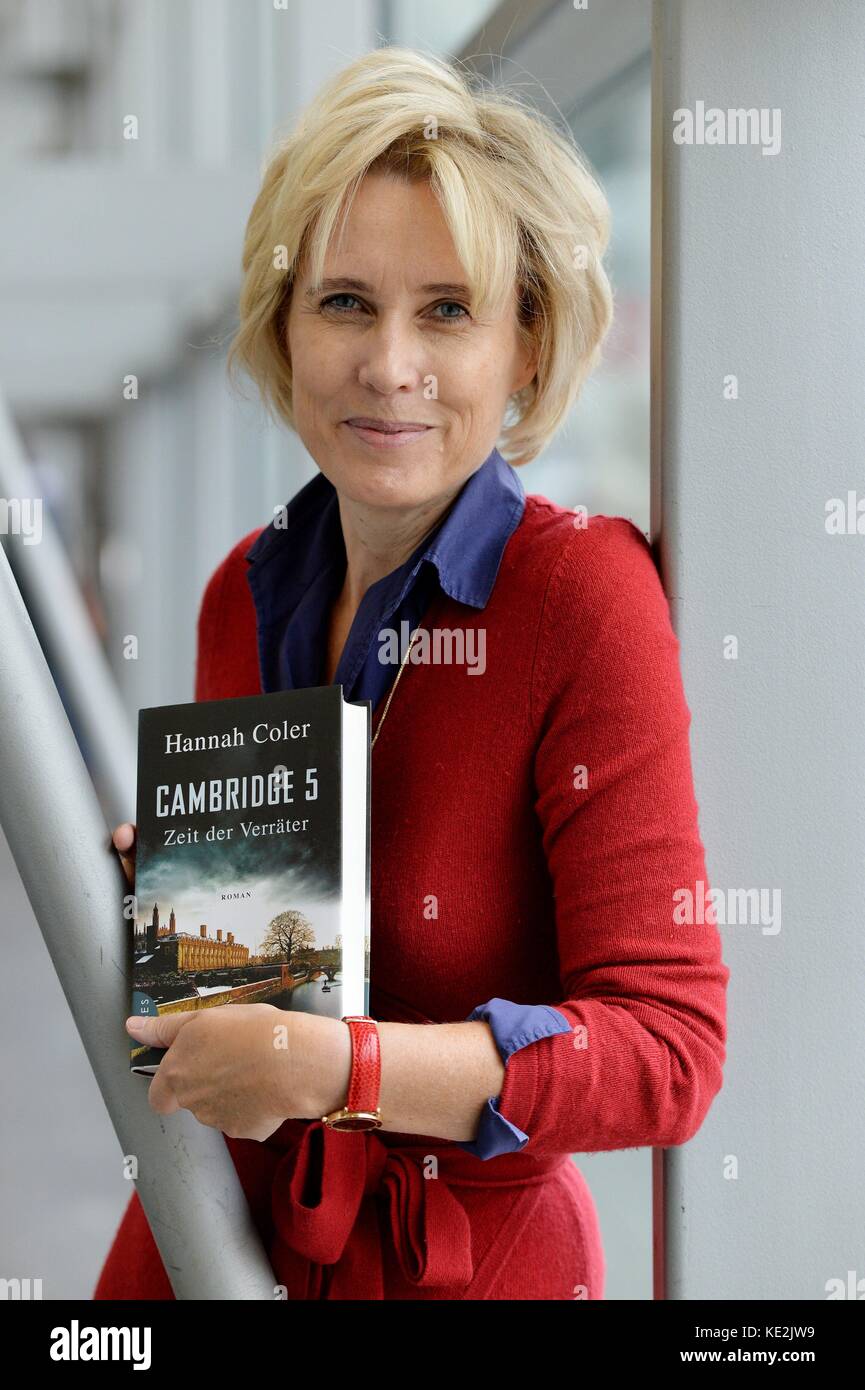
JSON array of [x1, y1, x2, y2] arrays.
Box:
[[431, 301, 471, 323], [320, 293, 364, 314]]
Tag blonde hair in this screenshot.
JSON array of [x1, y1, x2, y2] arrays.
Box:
[[227, 46, 613, 466]]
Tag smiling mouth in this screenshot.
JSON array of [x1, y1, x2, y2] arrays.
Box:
[[343, 418, 433, 434], [341, 419, 434, 448]]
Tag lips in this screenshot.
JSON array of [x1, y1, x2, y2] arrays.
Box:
[[342, 418, 434, 450], [344, 418, 432, 433]]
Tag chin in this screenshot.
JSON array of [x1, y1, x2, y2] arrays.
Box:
[[336, 451, 444, 505], [343, 472, 437, 510]]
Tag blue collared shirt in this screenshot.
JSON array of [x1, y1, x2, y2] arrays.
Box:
[[244, 445, 569, 1158]]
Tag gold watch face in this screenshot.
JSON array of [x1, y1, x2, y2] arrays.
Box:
[[324, 1110, 382, 1132]]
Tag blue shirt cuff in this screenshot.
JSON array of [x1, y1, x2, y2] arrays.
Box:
[[456, 998, 572, 1159]]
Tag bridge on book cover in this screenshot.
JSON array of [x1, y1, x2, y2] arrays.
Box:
[[136, 961, 342, 1016]]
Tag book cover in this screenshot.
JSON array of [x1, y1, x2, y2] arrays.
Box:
[[130, 684, 371, 1074]]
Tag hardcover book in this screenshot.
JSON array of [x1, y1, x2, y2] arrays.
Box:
[[129, 684, 371, 1075]]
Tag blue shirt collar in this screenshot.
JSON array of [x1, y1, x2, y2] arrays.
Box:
[[244, 444, 525, 627]]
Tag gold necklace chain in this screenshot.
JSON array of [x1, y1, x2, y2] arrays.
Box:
[[371, 626, 422, 749]]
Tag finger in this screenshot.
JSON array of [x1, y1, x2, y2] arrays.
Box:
[[126, 1010, 198, 1049], [112, 823, 137, 887], [112, 822, 136, 854], [148, 1071, 180, 1115]]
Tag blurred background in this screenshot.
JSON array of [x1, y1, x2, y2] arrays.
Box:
[[0, 0, 651, 1299]]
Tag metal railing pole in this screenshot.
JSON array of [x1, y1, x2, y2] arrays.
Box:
[[0, 394, 135, 826], [0, 541, 277, 1299]]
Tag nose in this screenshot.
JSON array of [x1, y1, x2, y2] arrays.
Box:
[[356, 318, 426, 395]]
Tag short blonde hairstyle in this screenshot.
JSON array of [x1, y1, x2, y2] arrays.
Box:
[[227, 46, 613, 466]]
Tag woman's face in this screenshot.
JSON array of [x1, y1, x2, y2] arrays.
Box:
[[285, 171, 537, 513]]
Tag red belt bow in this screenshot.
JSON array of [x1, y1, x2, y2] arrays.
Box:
[[268, 1119, 474, 1299]]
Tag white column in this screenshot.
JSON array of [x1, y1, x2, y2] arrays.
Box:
[[652, 0, 865, 1300]]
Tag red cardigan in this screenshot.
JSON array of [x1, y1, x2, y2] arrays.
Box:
[[93, 498, 728, 1300]]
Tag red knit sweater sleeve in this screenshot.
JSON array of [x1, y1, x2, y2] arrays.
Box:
[[494, 514, 729, 1155], [194, 529, 265, 702]]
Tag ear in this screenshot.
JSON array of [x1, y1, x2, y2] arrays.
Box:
[[512, 342, 539, 395]]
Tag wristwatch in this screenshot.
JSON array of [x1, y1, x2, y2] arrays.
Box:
[[321, 1014, 383, 1132]]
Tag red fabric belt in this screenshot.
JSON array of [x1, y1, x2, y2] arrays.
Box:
[[226, 1118, 567, 1300]]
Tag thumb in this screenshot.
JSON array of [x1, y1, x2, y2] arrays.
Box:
[[126, 1011, 197, 1049]]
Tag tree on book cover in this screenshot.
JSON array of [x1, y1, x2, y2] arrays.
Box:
[[130, 684, 371, 1074]]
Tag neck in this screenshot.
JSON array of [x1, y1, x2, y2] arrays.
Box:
[[335, 489, 459, 613]]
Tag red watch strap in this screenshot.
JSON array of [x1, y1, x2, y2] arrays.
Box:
[[343, 1015, 381, 1114]]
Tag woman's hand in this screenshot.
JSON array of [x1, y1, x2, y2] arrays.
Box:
[[125, 1004, 350, 1143], [118, 815, 352, 1140]]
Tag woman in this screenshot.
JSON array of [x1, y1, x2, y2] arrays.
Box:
[[94, 46, 728, 1301]]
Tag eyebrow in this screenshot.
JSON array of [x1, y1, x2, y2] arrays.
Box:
[[304, 277, 472, 300]]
